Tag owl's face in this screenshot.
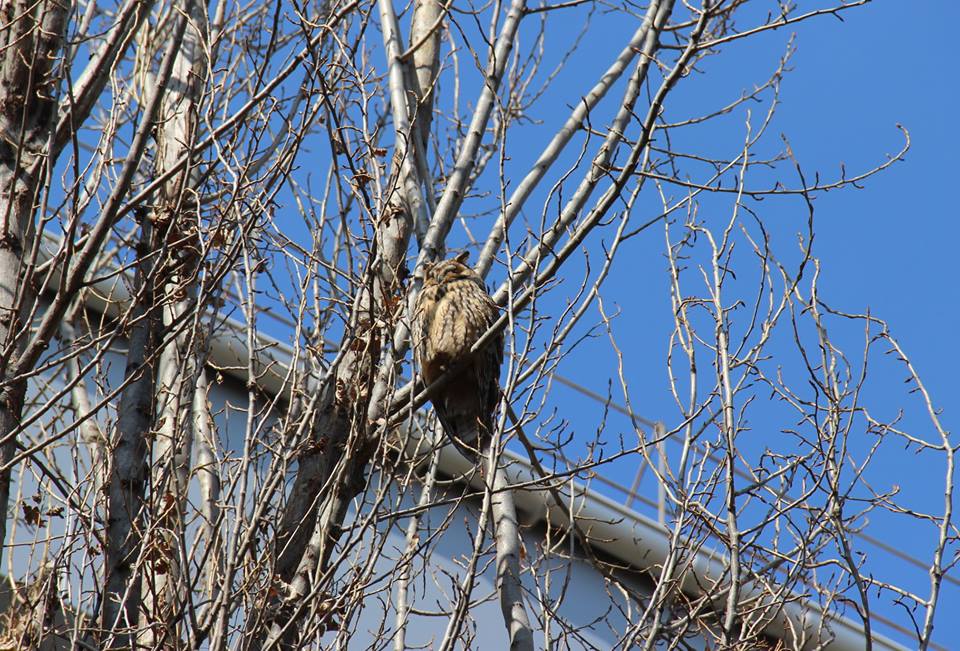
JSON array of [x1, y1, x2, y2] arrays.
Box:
[[423, 252, 479, 287]]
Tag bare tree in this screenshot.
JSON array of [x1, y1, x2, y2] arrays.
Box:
[[0, 0, 950, 650]]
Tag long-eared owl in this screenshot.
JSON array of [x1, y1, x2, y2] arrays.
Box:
[[413, 252, 503, 458]]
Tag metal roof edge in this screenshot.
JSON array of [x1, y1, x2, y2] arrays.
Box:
[[412, 440, 908, 651]]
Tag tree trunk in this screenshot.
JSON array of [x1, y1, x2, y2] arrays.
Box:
[[101, 221, 159, 648], [0, 0, 70, 566]]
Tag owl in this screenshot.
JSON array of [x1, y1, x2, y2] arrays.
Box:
[[413, 251, 503, 459]]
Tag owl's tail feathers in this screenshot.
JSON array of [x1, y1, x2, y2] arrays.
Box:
[[436, 411, 492, 463]]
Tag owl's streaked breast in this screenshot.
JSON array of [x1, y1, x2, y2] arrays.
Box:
[[427, 280, 484, 356]]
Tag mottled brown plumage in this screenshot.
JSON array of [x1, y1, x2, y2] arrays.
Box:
[[413, 252, 503, 458]]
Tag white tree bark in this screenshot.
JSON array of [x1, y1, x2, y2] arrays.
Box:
[[101, 224, 158, 649], [0, 0, 70, 568], [138, 0, 209, 643], [193, 367, 222, 603], [492, 463, 534, 651], [101, 4, 197, 647]]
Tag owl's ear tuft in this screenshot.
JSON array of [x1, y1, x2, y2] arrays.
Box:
[[454, 250, 470, 265]]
